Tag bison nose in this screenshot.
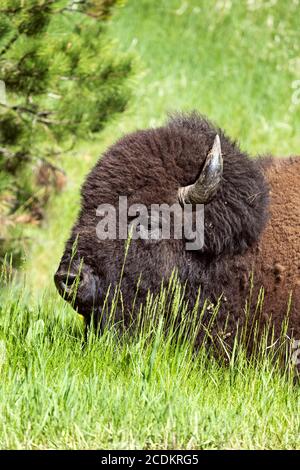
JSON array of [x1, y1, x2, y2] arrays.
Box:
[[54, 270, 82, 296]]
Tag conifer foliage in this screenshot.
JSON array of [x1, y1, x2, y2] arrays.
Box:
[[0, 0, 132, 263]]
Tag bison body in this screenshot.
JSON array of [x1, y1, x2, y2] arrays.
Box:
[[55, 113, 300, 344]]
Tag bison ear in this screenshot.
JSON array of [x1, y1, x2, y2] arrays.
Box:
[[178, 134, 223, 205]]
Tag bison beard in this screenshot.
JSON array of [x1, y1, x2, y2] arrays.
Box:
[[54, 112, 300, 357]]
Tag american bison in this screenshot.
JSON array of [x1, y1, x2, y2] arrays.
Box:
[[54, 112, 300, 349]]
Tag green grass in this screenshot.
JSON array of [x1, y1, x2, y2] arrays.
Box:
[[111, 0, 300, 154], [1, 272, 299, 450], [1, 0, 300, 449]]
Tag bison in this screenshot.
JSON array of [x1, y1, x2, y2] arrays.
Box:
[[54, 112, 300, 350]]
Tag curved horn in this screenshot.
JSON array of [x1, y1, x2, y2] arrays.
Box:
[[178, 134, 223, 205]]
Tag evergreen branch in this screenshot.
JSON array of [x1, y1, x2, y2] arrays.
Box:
[[0, 146, 68, 178], [0, 102, 51, 117], [0, 102, 71, 126], [0, 0, 57, 15], [0, 0, 132, 264], [0, 34, 18, 57]]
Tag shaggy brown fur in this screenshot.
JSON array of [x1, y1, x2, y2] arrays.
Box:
[[250, 157, 300, 337], [55, 112, 300, 349]]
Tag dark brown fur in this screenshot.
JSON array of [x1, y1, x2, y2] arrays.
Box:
[[55, 113, 300, 347]]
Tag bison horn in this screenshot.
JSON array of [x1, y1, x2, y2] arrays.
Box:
[[178, 134, 223, 205]]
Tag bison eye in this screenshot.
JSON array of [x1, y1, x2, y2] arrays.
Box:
[[128, 214, 162, 242]]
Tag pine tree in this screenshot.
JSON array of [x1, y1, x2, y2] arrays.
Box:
[[0, 0, 132, 265]]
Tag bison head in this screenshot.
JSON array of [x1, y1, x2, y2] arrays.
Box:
[[54, 113, 268, 325]]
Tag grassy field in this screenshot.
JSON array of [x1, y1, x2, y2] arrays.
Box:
[[1, 273, 300, 449], [1, 0, 300, 449]]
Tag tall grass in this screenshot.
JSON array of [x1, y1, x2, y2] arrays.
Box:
[[1, 260, 299, 449]]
